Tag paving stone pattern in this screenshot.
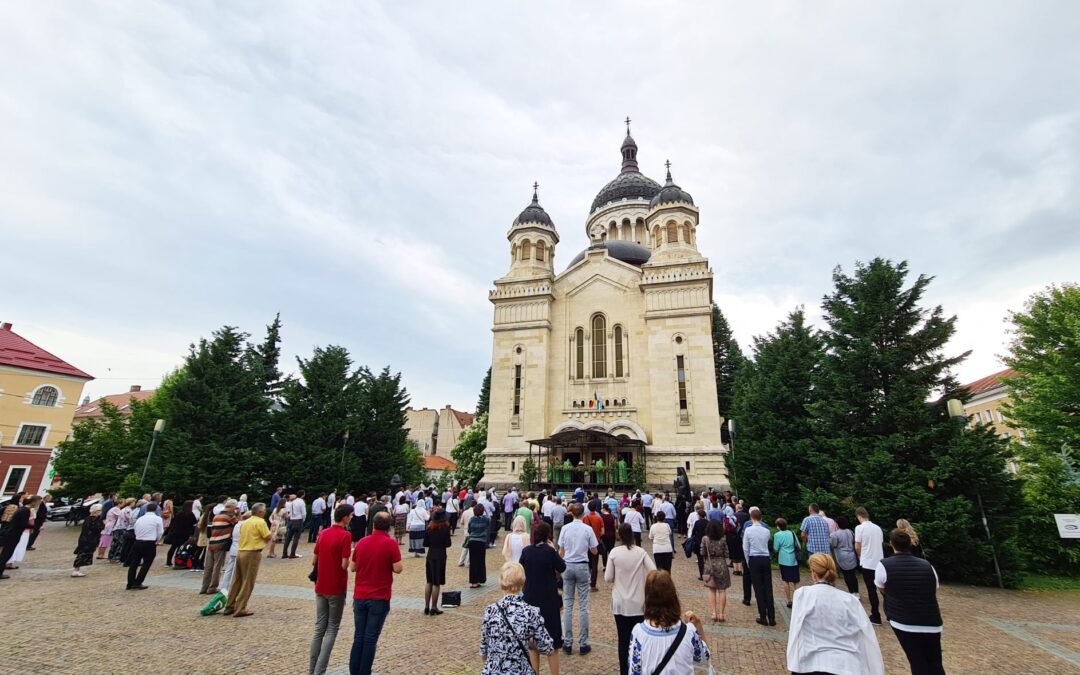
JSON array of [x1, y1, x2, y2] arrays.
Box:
[[3, 522, 1079, 674]]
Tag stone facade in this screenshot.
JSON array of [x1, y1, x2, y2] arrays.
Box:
[[483, 130, 728, 489], [405, 405, 475, 458]]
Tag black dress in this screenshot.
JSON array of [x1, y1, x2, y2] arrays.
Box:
[[73, 515, 104, 568], [520, 543, 567, 649], [425, 525, 451, 585]]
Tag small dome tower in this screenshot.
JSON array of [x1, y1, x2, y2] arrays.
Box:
[[646, 160, 700, 257], [506, 183, 559, 278]]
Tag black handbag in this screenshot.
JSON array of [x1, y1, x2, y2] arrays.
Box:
[[441, 590, 461, 607]]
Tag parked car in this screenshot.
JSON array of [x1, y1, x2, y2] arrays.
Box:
[[48, 497, 102, 525]]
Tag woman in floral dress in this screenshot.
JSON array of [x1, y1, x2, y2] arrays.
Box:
[[480, 561, 555, 675]]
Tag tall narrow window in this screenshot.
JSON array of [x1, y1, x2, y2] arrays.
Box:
[[574, 328, 585, 380], [513, 365, 522, 416], [682, 224, 692, 244], [614, 326, 624, 377], [521, 240, 532, 261], [666, 223, 678, 243], [535, 241, 546, 262], [676, 355, 687, 410], [592, 315, 607, 378]]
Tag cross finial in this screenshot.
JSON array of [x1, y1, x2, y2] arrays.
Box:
[[665, 159, 672, 182], [532, 181, 539, 202], [625, 116, 631, 135]]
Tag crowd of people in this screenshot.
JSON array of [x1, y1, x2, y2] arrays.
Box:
[[0, 484, 946, 675]]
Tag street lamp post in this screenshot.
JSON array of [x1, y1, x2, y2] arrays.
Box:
[[947, 399, 1004, 589], [338, 430, 351, 486], [139, 419, 166, 491]]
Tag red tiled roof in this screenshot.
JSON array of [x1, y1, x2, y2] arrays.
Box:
[[423, 456, 457, 472], [74, 389, 156, 419], [452, 410, 475, 428], [0, 323, 93, 380], [960, 368, 1016, 398]]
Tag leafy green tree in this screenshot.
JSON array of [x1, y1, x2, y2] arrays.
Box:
[[476, 367, 491, 417], [401, 439, 426, 488], [711, 304, 745, 424], [729, 309, 821, 517], [811, 258, 1022, 586], [451, 412, 488, 488], [1004, 284, 1080, 573], [53, 400, 144, 498]]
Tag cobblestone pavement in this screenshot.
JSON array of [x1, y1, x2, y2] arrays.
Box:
[[3, 522, 1078, 674]]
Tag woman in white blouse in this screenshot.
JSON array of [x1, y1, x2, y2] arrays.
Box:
[[647, 511, 674, 573], [502, 516, 529, 563], [786, 553, 885, 675], [628, 570, 711, 675], [605, 523, 656, 675]]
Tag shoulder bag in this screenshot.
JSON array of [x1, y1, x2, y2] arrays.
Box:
[[496, 602, 537, 674], [652, 622, 687, 675]]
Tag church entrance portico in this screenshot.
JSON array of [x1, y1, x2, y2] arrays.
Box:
[[527, 428, 646, 493]]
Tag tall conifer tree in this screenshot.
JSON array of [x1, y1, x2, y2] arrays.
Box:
[[710, 304, 745, 421]]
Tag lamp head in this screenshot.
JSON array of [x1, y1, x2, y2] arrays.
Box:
[[153, 419, 166, 433]]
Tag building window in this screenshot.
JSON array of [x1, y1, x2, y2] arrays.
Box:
[[31, 386, 59, 407], [682, 224, 692, 244], [574, 328, 585, 380], [676, 355, 687, 410], [521, 240, 532, 261], [2, 466, 29, 496], [666, 223, 678, 243], [535, 241, 546, 262], [513, 365, 522, 416], [591, 315, 607, 378], [511, 461, 516, 473], [614, 325, 625, 378], [684, 461, 691, 471], [16, 424, 47, 447]]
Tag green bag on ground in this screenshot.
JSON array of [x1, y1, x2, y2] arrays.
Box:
[[199, 591, 227, 616]]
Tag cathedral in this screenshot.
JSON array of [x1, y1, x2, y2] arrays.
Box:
[[482, 124, 729, 490]]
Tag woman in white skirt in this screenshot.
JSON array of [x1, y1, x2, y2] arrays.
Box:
[[406, 498, 430, 558]]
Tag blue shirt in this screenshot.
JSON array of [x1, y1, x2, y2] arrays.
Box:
[[743, 522, 771, 558], [800, 515, 831, 554], [707, 508, 722, 522]]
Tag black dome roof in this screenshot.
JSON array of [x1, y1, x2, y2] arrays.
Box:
[[649, 163, 694, 208], [513, 185, 554, 228], [568, 240, 652, 268], [590, 132, 661, 213]]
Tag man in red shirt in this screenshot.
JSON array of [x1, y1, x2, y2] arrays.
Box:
[[310, 505, 354, 675], [349, 511, 402, 675], [582, 501, 606, 590]]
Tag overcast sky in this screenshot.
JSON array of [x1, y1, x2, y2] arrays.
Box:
[[2, 2, 1078, 411]]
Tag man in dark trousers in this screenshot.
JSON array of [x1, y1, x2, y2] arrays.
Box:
[[0, 495, 37, 578], [875, 529, 945, 675], [27, 495, 50, 550]]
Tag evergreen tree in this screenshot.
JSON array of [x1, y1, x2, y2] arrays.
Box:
[[1004, 284, 1080, 573], [711, 304, 745, 423], [151, 325, 272, 498], [812, 258, 1022, 585], [351, 366, 411, 494], [251, 313, 284, 399], [274, 345, 364, 495], [451, 412, 488, 488], [476, 367, 491, 417], [728, 309, 821, 517]]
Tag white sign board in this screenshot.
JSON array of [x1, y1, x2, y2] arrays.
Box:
[[1054, 514, 1080, 539]]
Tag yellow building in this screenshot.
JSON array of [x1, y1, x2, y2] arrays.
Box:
[[0, 322, 93, 498], [959, 368, 1023, 473], [406, 405, 475, 458]]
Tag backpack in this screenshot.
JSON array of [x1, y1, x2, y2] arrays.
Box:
[[173, 542, 196, 569]]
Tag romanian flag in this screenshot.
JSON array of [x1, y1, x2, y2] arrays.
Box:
[[594, 392, 604, 410]]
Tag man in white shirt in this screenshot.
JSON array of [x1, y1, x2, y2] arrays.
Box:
[[352, 498, 369, 542], [854, 506, 884, 625], [192, 495, 203, 522], [550, 497, 568, 542], [640, 492, 654, 528], [558, 504, 599, 656], [326, 490, 336, 513], [309, 494, 328, 542], [284, 492, 308, 559], [127, 502, 163, 590]]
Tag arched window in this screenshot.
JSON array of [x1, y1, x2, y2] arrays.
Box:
[[609, 222, 618, 241], [535, 241, 546, 262], [614, 325, 625, 378], [574, 328, 585, 380], [652, 226, 660, 249], [31, 386, 59, 407], [666, 223, 678, 243], [682, 224, 692, 244], [521, 240, 532, 261], [591, 314, 607, 378], [621, 220, 632, 241]]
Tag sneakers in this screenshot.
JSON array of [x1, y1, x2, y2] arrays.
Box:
[[562, 645, 572, 655], [579, 645, 592, 656], [869, 616, 882, 626], [71, 571, 86, 577]]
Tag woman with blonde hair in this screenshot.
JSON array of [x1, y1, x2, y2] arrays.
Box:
[[502, 515, 529, 563], [786, 553, 885, 675], [895, 518, 924, 558], [265, 501, 287, 558], [480, 561, 556, 675]]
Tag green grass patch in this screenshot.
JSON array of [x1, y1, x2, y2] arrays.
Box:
[[1019, 574, 1080, 591]]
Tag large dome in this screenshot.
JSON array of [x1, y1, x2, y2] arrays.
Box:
[[590, 132, 662, 214], [567, 240, 652, 268]]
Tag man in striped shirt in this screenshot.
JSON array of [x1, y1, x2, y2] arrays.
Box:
[[201, 499, 238, 594]]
